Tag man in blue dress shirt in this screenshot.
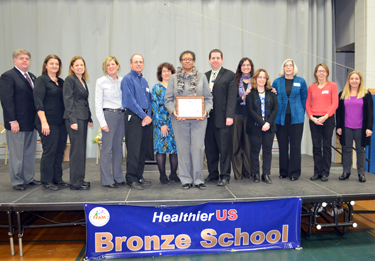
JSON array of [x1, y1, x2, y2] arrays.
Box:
[[121, 54, 152, 190]]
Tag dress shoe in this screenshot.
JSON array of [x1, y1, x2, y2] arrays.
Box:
[[217, 179, 229, 186], [169, 174, 181, 183], [339, 172, 351, 180], [104, 184, 118, 188], [83, 181, 91, 187], [359, 174, 366, 182], [279, 175, 287, 179], [290, 177, 298, 181], [205, 176, 219, 183], [138, 178, 151, 186], [182, 183, 192, 190], [321, 176, 329, 182], [253, 174, 260, 183], [127, 182, 144, 190], [196, 183, 206, 190], [54, 181, 70, 188], [70, 184, 90, 190], [115, 181, 126, 186], [28, 180, 42, 185], [262, 175, 272, 184], [310, 175, 321, 181], [43, 183, 59, 191], [13, 185, 26, 191]]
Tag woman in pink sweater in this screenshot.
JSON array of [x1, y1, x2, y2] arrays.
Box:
[[306, 63, 338, 181]]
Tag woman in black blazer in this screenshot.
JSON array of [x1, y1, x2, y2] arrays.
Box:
[[63, 56, 93, 190], [336, 71, 373, 182], [34, 54, 69, 191], [246, 69, 278, 184]]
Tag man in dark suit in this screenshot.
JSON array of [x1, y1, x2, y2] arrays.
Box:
[[204, 49, 237, 186], [0, 49, 41, 191]]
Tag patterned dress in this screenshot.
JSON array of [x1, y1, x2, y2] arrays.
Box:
[[151, 83, 177, 154]]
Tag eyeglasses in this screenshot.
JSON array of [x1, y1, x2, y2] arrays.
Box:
[[284, 64, 293, 68], [181, 58, 194, 62], [257, 76, 267, 80], [317, 70, 327, 74]]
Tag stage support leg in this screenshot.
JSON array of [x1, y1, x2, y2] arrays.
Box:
[[7, 211, 14, 256], [17, 211, 23, 257]]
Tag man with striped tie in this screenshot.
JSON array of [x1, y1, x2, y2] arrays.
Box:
[[0, 49, 41, 190]]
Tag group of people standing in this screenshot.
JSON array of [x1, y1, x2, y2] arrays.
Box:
[[0, 50, 94, 191], [0, 48, 372, 192]]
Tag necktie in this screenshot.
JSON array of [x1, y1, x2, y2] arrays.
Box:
[[210, 72, 216, 92], [24, 73, 33, 89], [212, 72, 217, 82]]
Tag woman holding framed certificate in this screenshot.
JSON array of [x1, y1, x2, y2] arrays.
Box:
[[164, 50, 213, 190]]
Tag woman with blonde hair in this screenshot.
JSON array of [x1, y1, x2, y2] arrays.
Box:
[[336, 71, 373, 182], [95, 56, 125, 188], [246, 69, 278, 184], [306, 63, 338, 182], [272, 59, 307, 181]]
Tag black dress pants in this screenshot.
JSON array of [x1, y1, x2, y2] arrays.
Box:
[[249, 131, 275, 176], [309, 115, 335, 177], [205, 113, 232, 181], [37, 123, 67, 184], [66, 119, 88, 188], [276, 114, 304, 179], [124, 110, 150, 183]]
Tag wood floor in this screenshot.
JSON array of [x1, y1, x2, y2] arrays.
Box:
[[0, 200, 375, 260]]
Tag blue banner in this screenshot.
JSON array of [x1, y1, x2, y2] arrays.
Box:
[[84, 198, 301, 260]]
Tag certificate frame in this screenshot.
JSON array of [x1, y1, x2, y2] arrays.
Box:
[[176, 96, 205, 119]]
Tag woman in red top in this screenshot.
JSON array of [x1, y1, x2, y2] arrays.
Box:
[[306, 63, 338, 181]]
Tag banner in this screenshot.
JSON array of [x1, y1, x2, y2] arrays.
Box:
[[84, 198, 301, 260]]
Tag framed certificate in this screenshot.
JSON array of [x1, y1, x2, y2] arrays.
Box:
[[176, 96, 205, 119]]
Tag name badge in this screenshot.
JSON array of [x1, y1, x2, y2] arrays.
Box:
[[146, 88, 150, 92], [293, 83, 301, 87], [322, 90, 329, 94]]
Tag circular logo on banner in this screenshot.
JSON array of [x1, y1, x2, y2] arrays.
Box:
[[89, 207, 110, 227]]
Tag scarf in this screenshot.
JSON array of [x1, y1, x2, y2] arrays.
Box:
[[239, 73, 251, 105], [176, 66, 198, 96]]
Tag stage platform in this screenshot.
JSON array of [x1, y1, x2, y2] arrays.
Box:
[[1, 154, 375, 211], [1, 154, 375, 256]]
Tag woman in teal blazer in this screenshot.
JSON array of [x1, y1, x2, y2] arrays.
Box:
[[272, 59, 307, 181]]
